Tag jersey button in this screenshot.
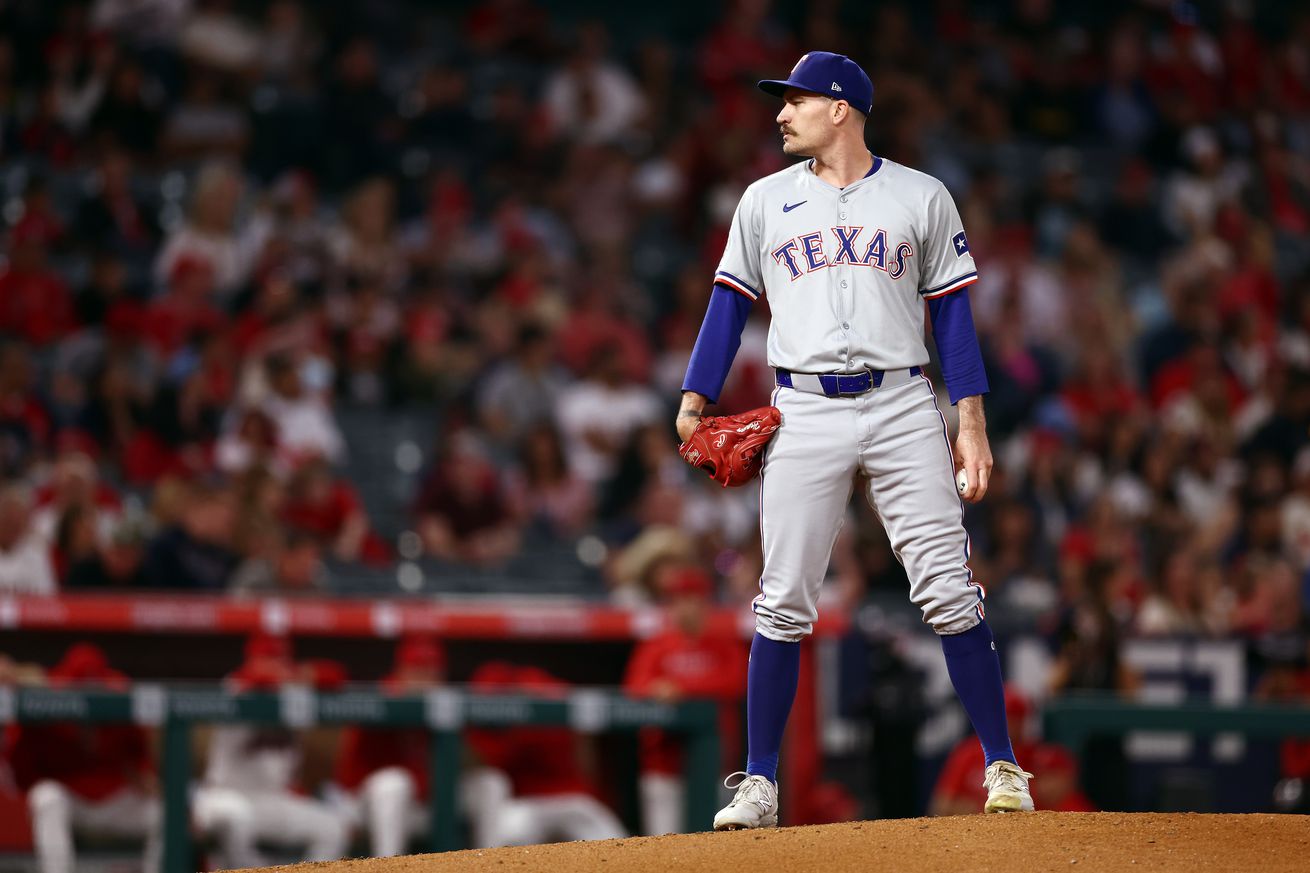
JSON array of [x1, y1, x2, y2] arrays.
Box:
[[840, 195, 848, 203], [841, 322, 850, 329], [839, 212, 847, 220], [840, 280, 848, 288]]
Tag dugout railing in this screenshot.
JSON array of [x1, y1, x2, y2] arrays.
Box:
[[1043, 693, 1310, 750], [0, 683, 720, 872]]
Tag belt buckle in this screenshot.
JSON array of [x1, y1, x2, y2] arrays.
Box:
[[838, 370, 872, 396]]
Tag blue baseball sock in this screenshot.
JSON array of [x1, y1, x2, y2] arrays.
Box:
[[940, 619, 1015, 767], [745, 632, 801, 784]]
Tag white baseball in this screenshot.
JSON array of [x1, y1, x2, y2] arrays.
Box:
[[956, 469, 969, 493]]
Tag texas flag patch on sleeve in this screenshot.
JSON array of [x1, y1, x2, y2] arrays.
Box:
[[952, 230, 970, 257]]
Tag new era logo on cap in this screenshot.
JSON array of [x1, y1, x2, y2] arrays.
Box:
[[758, 51, 874, 115]]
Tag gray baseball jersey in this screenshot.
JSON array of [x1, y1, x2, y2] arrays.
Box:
[[712, 157, 978, 373]]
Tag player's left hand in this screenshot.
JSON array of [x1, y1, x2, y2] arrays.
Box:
[[678, 405, 782, 487], [953, 426, 992, 503]]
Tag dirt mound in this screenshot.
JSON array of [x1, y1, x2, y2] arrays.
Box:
[[237, 812, 1310, 873]]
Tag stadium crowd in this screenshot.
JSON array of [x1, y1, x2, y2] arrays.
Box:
[[0, 0, 1306, 665]]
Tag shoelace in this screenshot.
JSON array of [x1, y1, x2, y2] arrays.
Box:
[[723, 771, 775, 809], [983, 762, 1035, 793]]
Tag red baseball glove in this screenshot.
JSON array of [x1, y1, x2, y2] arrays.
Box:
[[678, 406, 782, 487]]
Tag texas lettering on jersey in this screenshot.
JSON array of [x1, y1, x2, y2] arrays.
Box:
[[712, 156, 979, 373], [771, 227, 915, 280]]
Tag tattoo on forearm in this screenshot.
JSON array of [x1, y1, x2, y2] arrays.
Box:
[[679, 410, 703, 419]]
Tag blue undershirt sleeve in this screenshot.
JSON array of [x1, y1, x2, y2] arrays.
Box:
[[927, 289, 989, 406], [681, 283, 753, 403]]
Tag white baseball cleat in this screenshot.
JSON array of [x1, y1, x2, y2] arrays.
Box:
[[713, 772, 779, 830], [983, 760, 1035, 813]]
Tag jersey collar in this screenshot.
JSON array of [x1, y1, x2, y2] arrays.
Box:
[[804, 152, 883, 193]]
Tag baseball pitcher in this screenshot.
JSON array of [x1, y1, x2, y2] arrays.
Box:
[[675, 51, 1034, 829]]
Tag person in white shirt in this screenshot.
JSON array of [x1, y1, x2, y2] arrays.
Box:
[[153, 161, 270, 302], [543, 22, 646, 145], [0, 484, 56, 595], [556, 343, 661, 486], [260, 354, 345, 465]]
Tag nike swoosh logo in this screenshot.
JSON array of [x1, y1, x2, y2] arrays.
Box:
[[782, 201, 807, 213]]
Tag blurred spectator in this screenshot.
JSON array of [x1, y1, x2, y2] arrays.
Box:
[[320, 39, 394, 190], [607, 524, 696, 605], [179, 0, 263, 74], [477, 323, 570, 446], [52, 505, 100, 585], [543, 21, 646, 146], [159, 68, 250, 159], [1282, 448, 1310, 573], [257, 1, 321, 85], [31, 450, 122, 547], [329, 278, 401, 404], [623, 567, 745, 834], [506, 423, 594, 539], [0, 484, 56, 595], [142, 479, 239, 590], [930, 688, 1094, 815], [141, 255, 228, 359], [1049, 560, 1139, 696], [75, 147, 159, 269], [259, 354, 345, 465], [0, 215, 77, 347], [74, 251, 140, 329], [1099, 160, 1177, 264], [1244, 368, 1310, 469], [463, 662, 626, 847], [280, 458, 387, 564], [262, 171, 334, 290], [331, 636, 444, 857], [1135, 550, 1228, 636], [1091, 23, 1156, 151], [214, 407, 284, 477], [1229, 554, 1304, 638], [413, 432, 520, 565], [0, 345, 52, 477], [229, 528, 324, 596], [330, 177, 405, 292], [153, 160, 269, 301], [192, 634, 348, 868], [85, 56, 163, 156], [10, 643, 160, 873], [230, 272, 310, 359], [1163, 127, 1246, 240], [556, 343, 662, 486], [65, 515, 149, 590]]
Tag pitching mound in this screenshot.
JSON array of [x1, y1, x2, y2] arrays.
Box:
[[237, 812, 1310, 873]]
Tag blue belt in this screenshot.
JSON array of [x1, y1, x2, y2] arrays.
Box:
[[775, 365, 921, 397]]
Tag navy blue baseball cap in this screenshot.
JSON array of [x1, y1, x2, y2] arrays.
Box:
[[758, 51, 874, 115]]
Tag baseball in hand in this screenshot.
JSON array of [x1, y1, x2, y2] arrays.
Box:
[[956, 469, 969, 494]]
